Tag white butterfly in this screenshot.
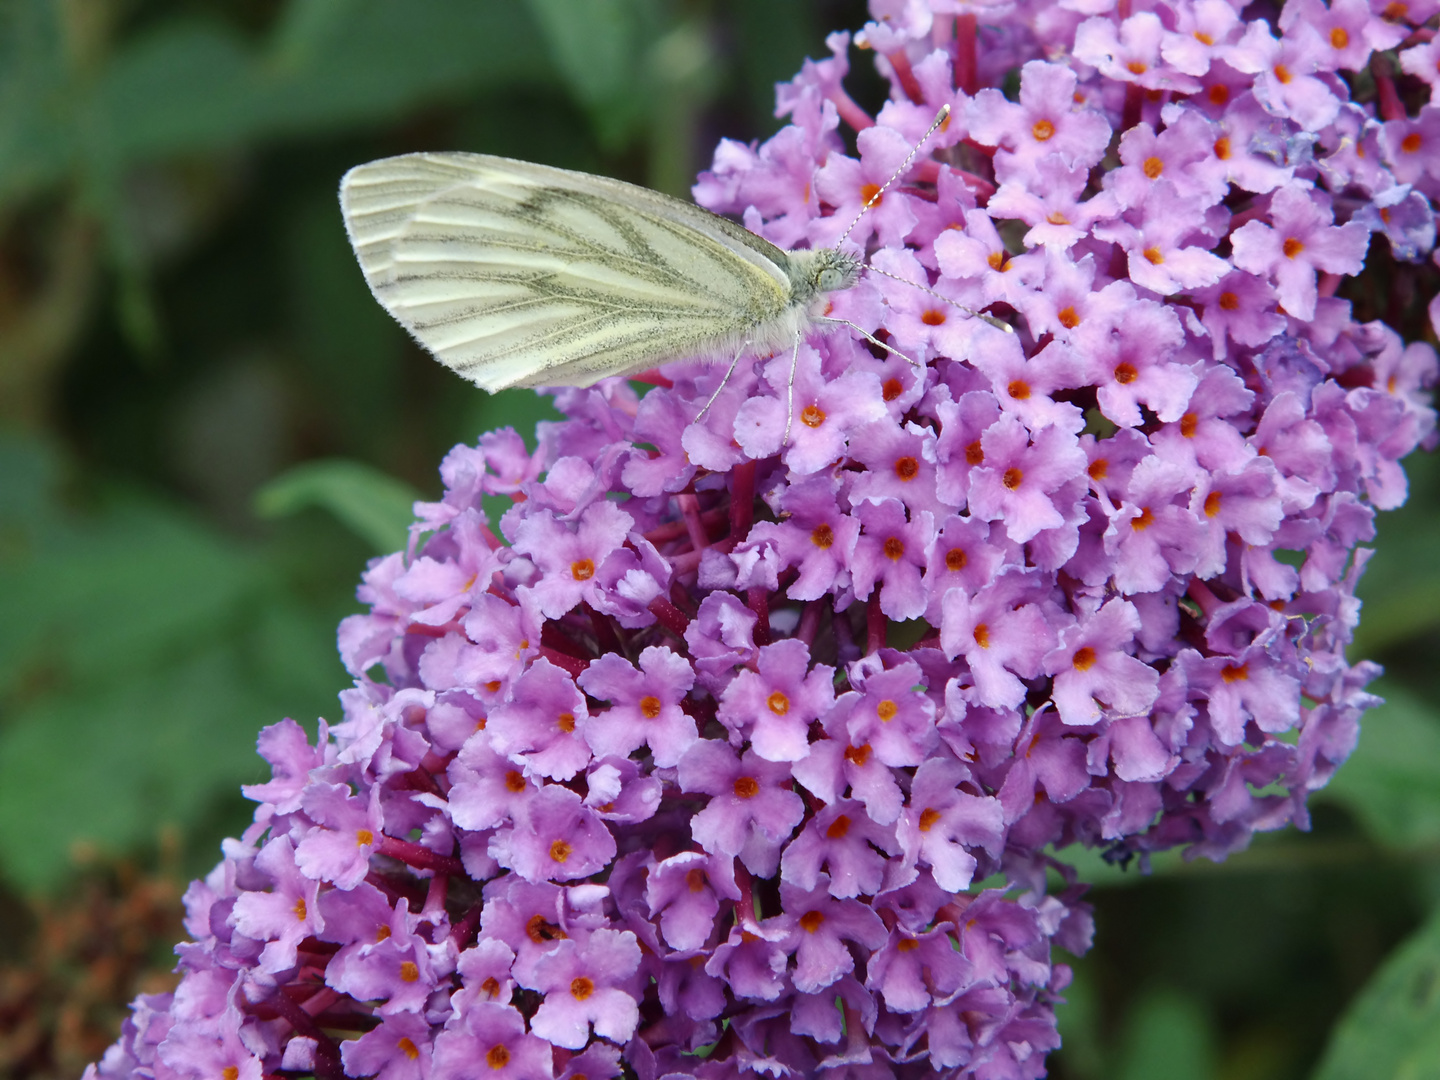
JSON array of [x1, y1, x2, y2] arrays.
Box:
[[339, 107, 973, 425]]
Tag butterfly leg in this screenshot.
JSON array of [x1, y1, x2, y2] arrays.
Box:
[[817, 317, 924, 371], [694, 342, 748, 424], [782, 331, 801, 447]]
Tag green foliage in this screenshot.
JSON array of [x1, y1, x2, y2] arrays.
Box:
[[256, 458, 423, 554], [0, 435, 343, 891], [1312, 907, 1440, 1080], [1320, 684, 1440, 852]]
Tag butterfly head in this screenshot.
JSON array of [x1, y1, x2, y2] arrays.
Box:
[[788, 248, 863, 309]]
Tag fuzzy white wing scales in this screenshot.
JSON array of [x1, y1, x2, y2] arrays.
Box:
[[340, 152, 798, 392]]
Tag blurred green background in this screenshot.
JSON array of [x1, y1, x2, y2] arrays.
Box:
[[0, 1, 1437, 1078]]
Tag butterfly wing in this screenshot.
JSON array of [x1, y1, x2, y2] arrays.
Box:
[[339, 152, 799, 392]]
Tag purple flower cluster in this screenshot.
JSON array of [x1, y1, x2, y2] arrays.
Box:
[[90, 1, 1438, 1078]]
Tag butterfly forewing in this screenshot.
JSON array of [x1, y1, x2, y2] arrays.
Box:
[[340, 153, 799, 392]]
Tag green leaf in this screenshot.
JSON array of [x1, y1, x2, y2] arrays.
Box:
[[522, 0, 657, 147], [1311, 907, 1440, 1080], [1115, 987, 1218, 1080], [0, 494, 267, 696], [255, 459, 422, 554], [1319, 684, 1440, 850], [0, 0, 76, 202], [0, 646, 308, 892]]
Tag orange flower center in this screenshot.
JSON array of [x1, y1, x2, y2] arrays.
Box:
[[1058, 305, 1080, 329], [1113, 361, 1138, 384], [800, 909, 825, 932], [945, 547, 967, 572], [550, 839, 572, 863], [1003, 467, 1024, 490], [921, 309, 946, 326], [640, 695, 662, 719], [734, 776, 759, 799], [811, 523, 834, 549], [1204, 491, 1222, 517], [1032, 119, 1056, 141], [826, 814, 852, 839], [801, 404, 827, 428], [526, 914, 565, 943], [571, 976, 595, 1000], [570, 558, 595, 581], [877, 699, 899, 721], [487, 1045, 511, 1070], [1143, 156, 1163, 179], [894, 456, 919, 481], [883, 536, 906, 561], [1072, 646, 1097, 671], [767, 691, 790, 715], [1007, 379, 1031, 401], [918, 807, 942, 832]]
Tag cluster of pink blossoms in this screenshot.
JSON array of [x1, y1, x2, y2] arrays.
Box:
[[91, 1, 1439, 1078]]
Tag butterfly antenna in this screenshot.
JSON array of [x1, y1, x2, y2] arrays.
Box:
[[862, 263, 1014, 333], [836, 104, 951, 247]]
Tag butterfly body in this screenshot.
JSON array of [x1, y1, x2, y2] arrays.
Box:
[[339, 152, 863, 393]]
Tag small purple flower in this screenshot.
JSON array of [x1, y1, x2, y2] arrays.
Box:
[[523, 928, 642, 1049], [780, 876, 888, 993], [896, 758, 1005, 892], [486, 659, 592, 782], [645, 851, 741, 951], [294, 780, 383, 890], [577, 646, 697, 767], [229, 836, 322, 975], [510, 501, 635, 620], [432, 1002, 553, 1080], [779, 799, 899, 899], [1042, 599, 1162, 726], [340, 1011, 435, 1080], [848, 499, 936, 621], [490, 785, 616, 883], [680, 740, 805, 876], [717, 638, 835, 762], [1231, 184, 1370, 320]]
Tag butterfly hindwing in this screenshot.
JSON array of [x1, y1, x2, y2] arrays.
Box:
[[340, 153, 798, 391]]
